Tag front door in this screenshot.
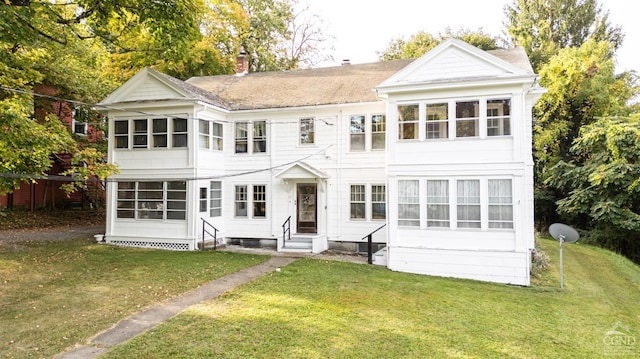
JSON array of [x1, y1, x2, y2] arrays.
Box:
[[296, 183, 317, 233]]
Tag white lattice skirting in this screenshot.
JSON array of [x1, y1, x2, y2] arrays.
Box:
[[109, 240, 190, 251]]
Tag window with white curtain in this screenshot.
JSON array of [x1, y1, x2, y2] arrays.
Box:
[[398, 180, 420, 226], [457, 180, 481, 228], [427, 180, 450, 227], [488, 179, 513, 228], [253, 121, 267, 153]]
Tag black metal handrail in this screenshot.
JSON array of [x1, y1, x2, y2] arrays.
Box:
[[362, 224, 387, 264], [282, 216, 291, 242], [201, 218, 219, 250]]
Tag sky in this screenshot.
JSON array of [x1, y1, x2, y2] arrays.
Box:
[[304, 0, 638, 73]]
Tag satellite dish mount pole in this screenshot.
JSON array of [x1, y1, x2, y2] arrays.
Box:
[[558, 234, 565, 289]]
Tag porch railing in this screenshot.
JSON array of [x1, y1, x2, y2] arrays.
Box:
[[362, 224, 387, 264], [201, 218, 219, 250], [282, 216, 291, 242]]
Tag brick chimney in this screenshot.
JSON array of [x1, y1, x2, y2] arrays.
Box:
[[236, 50, 249, 75]]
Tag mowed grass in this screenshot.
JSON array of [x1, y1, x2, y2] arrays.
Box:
[[104, 237, 640, 359], [0, 239, 267, 359]]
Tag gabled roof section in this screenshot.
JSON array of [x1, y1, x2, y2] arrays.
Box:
[[275, 161, 329, 180], [377, 38, 534, 90], [98, 67, 227, 108], [186, 60, 413, 111]]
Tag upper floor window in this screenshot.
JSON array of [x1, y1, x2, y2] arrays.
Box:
[[371, 114, 386, 150], [153, 118, 168, 148], [114, 120, 129, 148], [72, 109, 87, 135], [300, 118, 315, 145], [350, 115, 366, 151], [133, 119, 148, 148], [398, 104, 419, 140], [456, 101, 479, 138], [199, 120, 224, 151], [487, 99, 511, 136], [235, 122, 248, 153], [426, 103, 448, 139], [114, 117, 188, 149], [253, 121, 267, 153], [172, 118, 188, 147]]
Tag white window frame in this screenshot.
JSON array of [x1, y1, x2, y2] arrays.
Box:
[[252, 185, 267, 218], [72, 109, 87, 136], [114, 120, 129, 149], [300, 118, 315, 145], [115, 181, 187, 221], [398, 180, 420, 226], [209, 181, 222, 217], [487, 99, 511, 137], [488, 179, 514, 229], [350, 115, 366, 151], [371, 114, 386, 150], [426, 180, 450, 228], [398, 104, 419, 140], [235, 185, 248, 217], [172, 118, 188, 148], [253, 121, 267, 154], [350, 184, 366, 220], [371, 184, 386, 220], [455, 101, 480, 138], [426, 103, 449, 140], [152, 118, 168, 148]]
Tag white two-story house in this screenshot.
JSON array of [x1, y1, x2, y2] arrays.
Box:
[[99, 39, 543, 285]]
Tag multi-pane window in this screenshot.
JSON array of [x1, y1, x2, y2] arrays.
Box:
[[427, 180, 449, 227], [253, 121, 267, 153], [398, 104, 419, 140], [488, 179, 513, 228], [172, 118, 188, 147], [235, 122, 248, 153], [199, 120, 210, 149], [371, 114, 386, 150], [209, 181, 222, 217], [457, 180, 481, 228], [235, 185, 248, 217], [152, 118, 168, 148], [253, 185, 266, 217], [212, 122, 223, 150], [116, 181, 186, 220], [300, 118, 315, 144], [350, 115, 366, 151], [116, 118, 189, 149], [487, 99, 511, 136], [116, 182, 135, 218], [114, 120, 129, 148], [350, 185, 366, 219], [426, 103, 448, 139], [199, 187, 207, 213], [133, 119, 148, 148], [398, 180, 420, 226], [371, 185, 386, 220], [456, 101, 479, 137], [72, 109, 87, 135]]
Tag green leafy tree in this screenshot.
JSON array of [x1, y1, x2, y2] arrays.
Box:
[[504, 0, 623, 72], [532, 40, 635, 226], [546, 116, 640, 262], [378, 28, 498, 61]]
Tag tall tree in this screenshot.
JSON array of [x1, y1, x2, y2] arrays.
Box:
[[546, 115, 640, 262], [378, 28, 498, 61], [532, 40, 635, 226], [504, 0, 624, 72]]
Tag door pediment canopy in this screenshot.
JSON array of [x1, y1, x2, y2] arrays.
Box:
[[275, 161, 329, 180]]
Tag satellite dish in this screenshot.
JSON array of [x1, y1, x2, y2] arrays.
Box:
[[549, 223, 579, 243], [548, 223, 580, 289]]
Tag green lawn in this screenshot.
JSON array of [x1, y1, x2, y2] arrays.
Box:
[[103, 237, 640, 359], [0, 239, 267, 359]]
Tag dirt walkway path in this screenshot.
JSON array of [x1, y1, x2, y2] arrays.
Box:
[[0, 225, 104, 243]]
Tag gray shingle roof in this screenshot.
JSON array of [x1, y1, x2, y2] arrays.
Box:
[[184, 48, 531, 111]]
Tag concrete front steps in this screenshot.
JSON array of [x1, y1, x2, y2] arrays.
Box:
[[371, 247, 388, 266], [280, 234, 327, 253]]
